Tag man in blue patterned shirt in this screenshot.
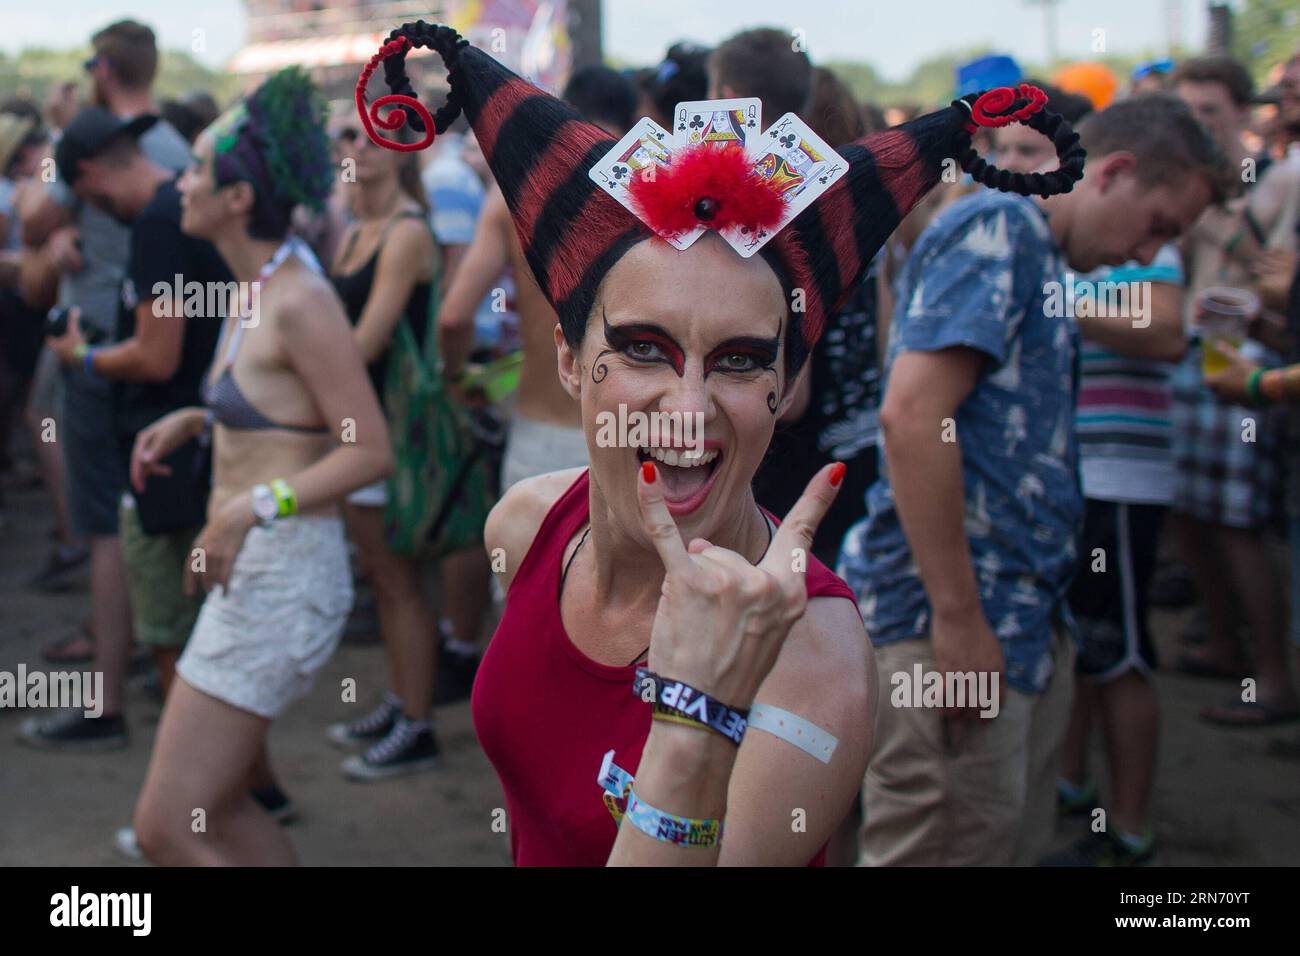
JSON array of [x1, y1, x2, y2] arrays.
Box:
[[840, 95, 1232, 866]]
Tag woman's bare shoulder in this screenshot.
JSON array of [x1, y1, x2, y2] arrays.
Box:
[[267, 254, 333, 301], [267, 262, 349, 334], [795, 596, 871, 672], [485, 467, 586, 590]]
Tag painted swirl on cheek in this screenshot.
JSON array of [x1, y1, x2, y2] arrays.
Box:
[[699, 318, 782, 415], [591, 349, 614, 384]]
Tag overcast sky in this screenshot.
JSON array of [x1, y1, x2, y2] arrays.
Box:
[[1, 0, 1210, 80]]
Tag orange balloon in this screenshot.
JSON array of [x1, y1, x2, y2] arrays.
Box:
[[1052, 62, 1120, 109]]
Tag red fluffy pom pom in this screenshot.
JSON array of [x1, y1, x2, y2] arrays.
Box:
[[627, 143, 785, 241]]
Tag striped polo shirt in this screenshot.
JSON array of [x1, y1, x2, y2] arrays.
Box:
[[1075, 244, 1184, 505]]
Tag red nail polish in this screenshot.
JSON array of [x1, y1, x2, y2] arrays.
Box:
[[642, 460, 657, 483], [829, 462, 846, 487]]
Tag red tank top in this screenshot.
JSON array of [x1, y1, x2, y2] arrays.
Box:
[[471, 470, 859, 867]]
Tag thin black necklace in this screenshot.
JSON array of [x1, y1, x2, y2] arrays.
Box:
[[558, 508, 776, 667]]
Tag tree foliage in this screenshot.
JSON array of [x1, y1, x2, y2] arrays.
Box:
[[1232, 0, 1300, 83], [0, 47, 241, 113]]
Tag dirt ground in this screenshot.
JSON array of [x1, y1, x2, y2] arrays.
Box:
[[1, 475, 1297, 867]]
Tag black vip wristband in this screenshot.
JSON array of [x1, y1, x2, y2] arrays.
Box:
[[633, 668, 749, 745]]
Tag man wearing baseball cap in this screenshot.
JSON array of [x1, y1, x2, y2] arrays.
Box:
[[54, 109, 160, 198]]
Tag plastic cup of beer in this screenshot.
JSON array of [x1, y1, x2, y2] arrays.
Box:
[[1197, 287, 1257, 377]]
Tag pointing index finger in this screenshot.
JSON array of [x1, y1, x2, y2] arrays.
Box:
[[636, 460, 691, 576], [760, 461, 845, 578]]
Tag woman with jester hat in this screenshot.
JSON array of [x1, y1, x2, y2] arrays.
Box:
[[129, 68, 394, 865], [352, 24, 1084, 867]]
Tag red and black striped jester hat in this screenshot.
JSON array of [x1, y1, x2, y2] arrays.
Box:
[[356, 22, 1085, 378]]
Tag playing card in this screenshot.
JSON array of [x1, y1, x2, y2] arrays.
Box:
[[720, 112, 849, 258], [589, 117, 704, 250], [673, 98, 762, 151]]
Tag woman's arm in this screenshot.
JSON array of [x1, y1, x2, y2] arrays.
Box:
[[438, 187, 511, 380], [274, 279, 395, 510], [131, 406, 208, 492], [350, 217, 436, 364], [607, 463, 850, 866], [609, 597, 874, 866], [718, 598, 873, 865]]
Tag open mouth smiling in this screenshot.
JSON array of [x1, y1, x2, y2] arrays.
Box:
[[635, 444, 723, 516]]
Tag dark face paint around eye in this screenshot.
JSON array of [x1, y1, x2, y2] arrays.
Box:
[[593, 311, 783, 415]]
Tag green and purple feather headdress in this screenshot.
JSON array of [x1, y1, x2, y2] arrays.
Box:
[[212, 67, 334, 221]]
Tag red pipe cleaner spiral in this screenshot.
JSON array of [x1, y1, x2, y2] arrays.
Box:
[[355, 36, 435, 152]]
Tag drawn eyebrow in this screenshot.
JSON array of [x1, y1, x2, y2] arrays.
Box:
[[705, 334, 780, 363], [704, 317, 782, 369], [602, 313, 782, 376], [603, 313, 687, 376], [602, 315, 686, 353]]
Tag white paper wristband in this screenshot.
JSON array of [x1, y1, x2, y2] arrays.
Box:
[[747, 703, 839, 764]]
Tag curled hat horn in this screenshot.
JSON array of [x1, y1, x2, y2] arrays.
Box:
[[354, 21, 469, 151], [954, 84, 1086, 197]]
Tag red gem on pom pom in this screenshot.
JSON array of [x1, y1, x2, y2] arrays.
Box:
[[627, 143, 785, 241]]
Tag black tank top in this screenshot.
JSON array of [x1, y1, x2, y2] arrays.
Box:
[[330, 209, 434, 406]]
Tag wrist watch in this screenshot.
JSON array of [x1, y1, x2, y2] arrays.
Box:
[[250, 484, 279, 526]]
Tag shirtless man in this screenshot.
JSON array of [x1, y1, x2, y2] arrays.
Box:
[[438, 182, 585, 490]]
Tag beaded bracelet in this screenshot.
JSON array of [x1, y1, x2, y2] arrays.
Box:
[[633, 668, 748, 745], [624, 787, 723, 848]]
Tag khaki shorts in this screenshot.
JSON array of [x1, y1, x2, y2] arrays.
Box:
[[120, 498, 204, 648], [860, 628, 1075, 866]]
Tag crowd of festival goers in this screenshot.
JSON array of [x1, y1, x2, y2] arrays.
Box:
[[2, 17, 1299, 866]]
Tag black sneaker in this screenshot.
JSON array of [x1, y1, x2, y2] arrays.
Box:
[[341, 719, 441, 781], [250, 784, 298, 825], [434, 642, 480, 706], [326, 693, 402, 750], [18, 710, 127, 752], [1040, 828, 1156, 867]]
